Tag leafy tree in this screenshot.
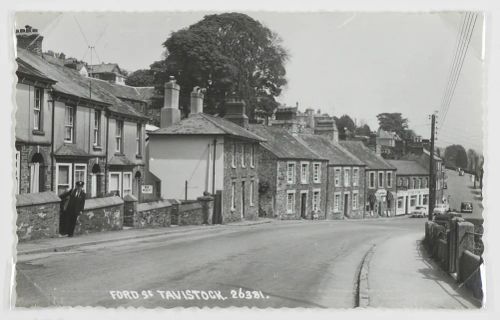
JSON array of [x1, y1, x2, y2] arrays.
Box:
[[444, 144, 468, 169], [355, 124, 371, 136], [159, 12, 288, 117], [125, 69, 155, 87], [335, 114, 356, 140], [376, 113, 408, 138]]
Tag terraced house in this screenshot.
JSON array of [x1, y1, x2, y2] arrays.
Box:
[[147, 79, 265, 223], [387, 160, 430, 216], [248, 125, 328, 220], [15, 27, 149, 200], [299, 133, 366, 219], [340, 141, 397, 217]]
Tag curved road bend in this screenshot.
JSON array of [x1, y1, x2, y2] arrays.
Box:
[[15, 218, 471, 308]]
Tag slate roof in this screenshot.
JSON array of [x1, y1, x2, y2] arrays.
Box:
[[54, 144, 90, 157], [16, 58, 56, 84], [17, 49, 148, 120], [108, 155, 136, 166], [339, 141, 396, 170], [386, 160, 429, 176], [90, 78, 153, 102], [297, 134, 364, 166], [149, 113, 266, 142], [248, 125, 325, 160], [88, 63, 125, 75]]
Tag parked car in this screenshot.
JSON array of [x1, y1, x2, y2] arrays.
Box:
[[410, 206, 428, 218], [433, 203, 450, 215], [460, 202, 473, 213]]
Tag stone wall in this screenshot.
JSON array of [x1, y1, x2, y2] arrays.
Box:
[[16, 191, 61, 241], [222, 137, 259, 223], [325, 165, 366, 220], [175, 197, 214, 226], [74, 196, 124, 235], [134, 199, 172, 228], [272, 158, 328, 220]]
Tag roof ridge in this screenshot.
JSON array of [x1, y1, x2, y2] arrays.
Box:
[[200, 114, 265, 141]]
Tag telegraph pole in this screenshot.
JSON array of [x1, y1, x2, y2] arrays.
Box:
[[428, 113, 437, 221]]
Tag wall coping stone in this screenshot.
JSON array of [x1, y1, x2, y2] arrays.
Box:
[[123, 194, 138, 202], [84, 196, 124, 211], [137, 199, 172, 212], [16, 191, 61, 207], [178, 201, 202, 212]]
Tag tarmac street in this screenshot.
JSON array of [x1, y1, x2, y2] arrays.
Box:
[[444, 169, 483, 219], [15, 218, 480, 309]]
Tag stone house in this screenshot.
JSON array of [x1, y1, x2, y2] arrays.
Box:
[[16, 29, 149, 201], [147, 79, 265, 223], [340, 141, 397, 217], [387, 160, 430, 215], [247, 125, 328, 220], [402, 148, 446, 205], [298, 134, 366, 219], [88, 63, 128, 85]]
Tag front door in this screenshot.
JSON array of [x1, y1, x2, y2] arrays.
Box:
[[344, 194, 349, 217], [241, 181, 246, 219], [405, 196, 409, 214], [300, 193, 307, 219]]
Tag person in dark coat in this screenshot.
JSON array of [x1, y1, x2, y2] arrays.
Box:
[[59, 181, 86, 237]]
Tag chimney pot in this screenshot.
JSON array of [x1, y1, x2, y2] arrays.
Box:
[[223, 99, 249, 128], [190, 86, 204, 115], [160, 78, 181, 128]]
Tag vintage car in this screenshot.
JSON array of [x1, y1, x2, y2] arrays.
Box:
[[460, 202, 473, 213], [410, 206, 428, 218], [433, 203, 450, 215]]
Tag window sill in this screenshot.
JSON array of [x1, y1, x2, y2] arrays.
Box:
[[135, 154, 143, 159], [32, 130, 45, 136], [93, 145, 103, 151], [114, 152, 124, 156]]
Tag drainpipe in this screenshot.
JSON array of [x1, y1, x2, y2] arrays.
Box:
[[363, 168, 367, 219], [212, 138, 217, 195], [104, 112, 110, 194], [324, 165, 330, 220], [50, 91, 55, 191]]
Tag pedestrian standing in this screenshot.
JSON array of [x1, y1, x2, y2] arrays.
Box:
[[59, 181, 86, 237]]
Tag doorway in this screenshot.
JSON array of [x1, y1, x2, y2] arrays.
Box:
[[300, 192, 307, 219], [344, 194, 349, 217]]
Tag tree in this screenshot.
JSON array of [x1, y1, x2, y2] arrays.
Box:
[[159, 13, 288, 117], [376, 113, 408, 138], [335, 114, 356, 140], [444, 144, 468, 169], [355, 124, 371, 137], [125, 69, 155, 87]]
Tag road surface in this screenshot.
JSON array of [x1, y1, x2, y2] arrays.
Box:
[[15, 218, 478, 309], [444, 169, 483, 219]]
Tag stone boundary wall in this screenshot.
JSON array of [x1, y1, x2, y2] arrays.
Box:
[[16, 191, 61, 241], [134, 200, 172, 228], [424, 218, 482, 301], [75, 196, 124, 235], [175, 196, 214, 226]]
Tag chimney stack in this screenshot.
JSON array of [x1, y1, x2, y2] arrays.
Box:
[[223, 98, 249, 128], [189, 86, 204, 115], [271, 106, 299, 135], [16, 25, 43, 55], [160, 76, 181, 128], [314, 119, 339, 143]]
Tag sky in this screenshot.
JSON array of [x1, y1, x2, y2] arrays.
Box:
[[15, 11, 485, 152]]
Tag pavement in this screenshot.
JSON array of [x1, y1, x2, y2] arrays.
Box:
[[369, 230, 481, 308], [17, 218, 274, 256], [14, 217, 481, 309]]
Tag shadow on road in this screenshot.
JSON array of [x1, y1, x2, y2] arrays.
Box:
[[414, 240, 482, 309]]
